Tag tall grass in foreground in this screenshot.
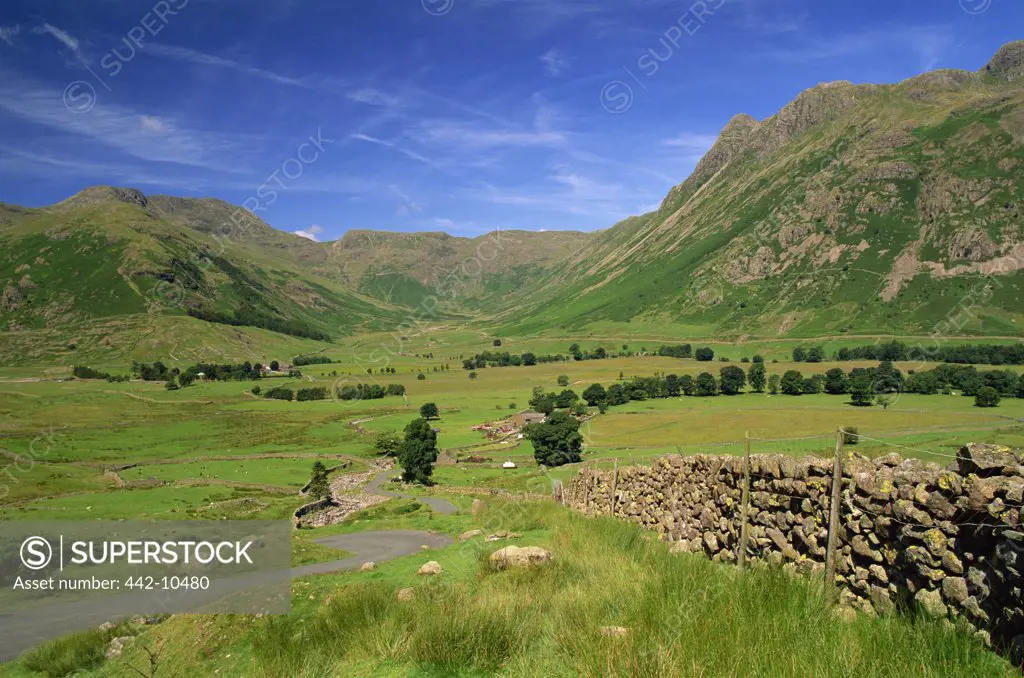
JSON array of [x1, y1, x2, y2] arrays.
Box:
[[20, 621, 133, 677], [251, 501, 1017, 677]]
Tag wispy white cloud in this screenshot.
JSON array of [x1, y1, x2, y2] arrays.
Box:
[[0, 24, 20, 47], [762, 25, 954, 71], [347, 88, 402, 108], [0, 74, 259, 172], [139, 115, 169, 134], [293, 224, 324, 241], [540, 48, 570, 77], [350, 132, 439, 168], [412, 120, 564, 149], [663, 132, 718, 150], [141, 43, 314, 87], [35, 22, 78, 51]]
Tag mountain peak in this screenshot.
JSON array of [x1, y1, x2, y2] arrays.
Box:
[[982, 40, 1024, 81], [54, 186, 149, 210]]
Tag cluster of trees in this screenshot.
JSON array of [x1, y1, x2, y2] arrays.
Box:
[[296, 387, 329, 401], [293, 355, 334, 366], [336, 383, 407, 400], [187, 307, 330, 341], [656, 344, 692, 358], [71, 366, 130, 382], [462, 350, 566, 369], [525, 412, 583, 467], [695, 347, 715, 361], [791, 346, 826, 363], [568, 343, 608, 361], [528, 387, 587, 416], [262, 386, 294, 401]]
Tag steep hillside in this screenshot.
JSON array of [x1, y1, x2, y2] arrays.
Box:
[[0, 194, 407, 363], [497, 41, 1024, 338]]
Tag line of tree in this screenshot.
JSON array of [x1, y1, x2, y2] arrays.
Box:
[[296, 387, 329, 401], [462, 350, 568, 369], [568, 343, 608, 361], [71, 366, 130, 382], [336, 383, 407, 400], [187, 307, 330, 342], [656, 344, 692, 358], [831, 341, 1024, 366], [293, 355, 334, 366]]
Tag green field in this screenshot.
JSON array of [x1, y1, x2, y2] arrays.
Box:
[[2, 332, 1023, 675]]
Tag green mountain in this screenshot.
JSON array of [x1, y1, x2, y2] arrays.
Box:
[[495, 41, 1024, 338], [2, 42, 1023, 364]]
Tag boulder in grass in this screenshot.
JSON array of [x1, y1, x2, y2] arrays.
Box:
[[488, 545, 553, 570], [397, 587, 415, 601], [359, 561, 376, 572], [458, 529, 483, 542], [417, 561, 442, 576]]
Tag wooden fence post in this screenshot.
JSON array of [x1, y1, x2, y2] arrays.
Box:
[[610, 459, 619, 515], [738, 431, 752, 568], [824, 429, 845, 585]]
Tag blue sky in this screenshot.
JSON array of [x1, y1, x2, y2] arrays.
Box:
[[0, 0, 1020, 240]]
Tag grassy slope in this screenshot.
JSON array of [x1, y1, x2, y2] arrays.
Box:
[[494, 57, 1024, 339]]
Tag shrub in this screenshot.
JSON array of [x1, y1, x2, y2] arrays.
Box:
[[417, 373, 426, 380], [263, 387, 294, 401], [695, 347, 715, 361], [975, 386, 1000, 408], [296, 387, 329, 401], [842, 427, 859, 445]]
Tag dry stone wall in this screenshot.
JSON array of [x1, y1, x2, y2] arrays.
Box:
[[567, 444, 1023, 656]]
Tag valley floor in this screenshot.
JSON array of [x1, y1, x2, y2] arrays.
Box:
[[1, 336, 1022, 675]]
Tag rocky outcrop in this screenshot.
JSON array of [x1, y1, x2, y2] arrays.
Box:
[[568, 444, 1023, 654], [982, 41, 1024, 82]]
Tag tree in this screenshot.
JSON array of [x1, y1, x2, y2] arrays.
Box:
[[752, 354, 764, 363], [270, 360, 280, 371], [308, 461, 331, 501], [417, 372, 426, 380], [975, 386, 1000, 408], [874, 360, 903, 394], [780, 370, 805, 395], [569, 343, 583, 361], [525, 411, 582, 467], [570, 401, 588, 416], [719, 366, 746, 395], [468, 371, 478, 380], [695, 372, 717, 396], [695, 347, 715, 362], [802, 374, 823, 395], [398, 418, 438, 484], [606, 383, 627, 406], [748, 362, 766, 393], [806, 346, 825, 363], [876, 394, 895, 410], [493, 339, 502, 347], [555, 389, 579, 408], [557, 375, 570, 387], [582, 383, 607, 406], [419, 402, 439, 420], [665, 374, 681, 396], [823, 368, 849, 395], [849, 377, 874, 407], [522, 352, 537, 366], [373, 430, 402, 456], [768, 374, 781, 395], [680, 374, 695, 396], [792, 347, 807, 362]]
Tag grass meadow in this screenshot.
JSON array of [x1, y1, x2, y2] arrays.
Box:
[[2, 331, 1022, 675]]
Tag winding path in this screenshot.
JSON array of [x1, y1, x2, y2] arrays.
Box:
[[364, 471, 459, 515]]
